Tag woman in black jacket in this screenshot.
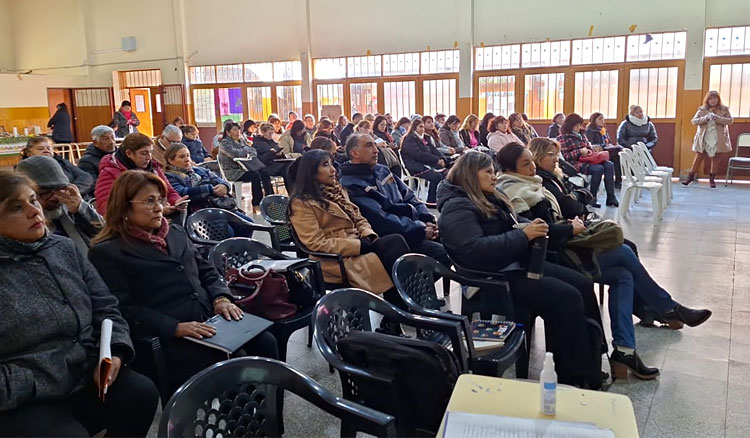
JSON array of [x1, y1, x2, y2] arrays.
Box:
[[400, 119, 446, 204], [437, 152, 604, 388], [253, 122, 292, 188], [89, 170, 278, 394], [47, 103, 74, 143], [20, 136, 94, 196], [478, 112, 495, 146]]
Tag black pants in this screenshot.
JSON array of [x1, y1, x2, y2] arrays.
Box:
[[411, 239, 450, 267], [604, 145, 624, 183], [237, 170, 274, 206], [419, 170, 445, 203], [0, 368, 159, 437], [371, 234, 411, 309]]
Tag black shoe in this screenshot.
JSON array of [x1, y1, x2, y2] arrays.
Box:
[[606, 197, 619, 207], [591, 202, 602, 208], [656, 304, 712, 329], [425, 202, 437, 209], [615, 181, 622, 190], [610, 350, 660, 380]]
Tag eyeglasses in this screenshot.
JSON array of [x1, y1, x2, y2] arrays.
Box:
[[129, 197, 167, 209]]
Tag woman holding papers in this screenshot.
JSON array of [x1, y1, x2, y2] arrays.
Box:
[[0, 171, 158, 437], [89, 170, 278, 394]]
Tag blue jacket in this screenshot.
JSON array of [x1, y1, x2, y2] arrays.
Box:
[[182, 138, 211, 163], [164, 165, 230, 208], [340, 162, 434, 245]]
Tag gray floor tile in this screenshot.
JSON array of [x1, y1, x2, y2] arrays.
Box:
[[661, 348, 729, 382]]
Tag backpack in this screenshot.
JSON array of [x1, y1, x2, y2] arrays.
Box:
[[566, 220, 624, 253], [337, 330, 459, 435]]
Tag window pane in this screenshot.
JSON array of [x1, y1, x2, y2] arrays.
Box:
[[421, 50, 459, 74], [246, 86, 272, 121], [274, 61, 302, 81], [478, 75, 515, 117], [423, 79, 456, 116], [347, 56, 382, 78], [705, 26, 750, 57], [476, 45, 521, 70], [189, 66, 216, 84], [574, 70, 619, 118], [314, 58, 347, 80], [350, 82, 378, 115], [217, 88, 243, 124], [627, 32, 686, 61], [244, 63, 273, 82], [572, 37, 626, 65], [628, 67, 679, 118], [216, 65, 243, 83], [524, 73, 564, 119], [522, 41, 570, 68], [276, 85, 302, 119], [316, 83, 344, 118], [707, 63, 750, 117], [382, 53, 420, 76], [192, 89, 216, 125], [384, 81, 416, 120]]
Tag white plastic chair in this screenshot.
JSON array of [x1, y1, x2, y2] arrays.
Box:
[[633, 143, 672, 205], [216, 157, 246, 207], [617, 149, 664, 226], [397, 150, 429, 201], [726, 133, 750, 186]]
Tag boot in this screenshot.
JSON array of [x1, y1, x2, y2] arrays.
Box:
[[606, 196, 619, 207], [709, 173, 716, 188], [682, 171, 696, 186], [656, 304, 712, 329], [610, 349, 660, 380]]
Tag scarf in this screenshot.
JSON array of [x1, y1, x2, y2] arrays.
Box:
[[121, 110, 132, 121], [166, 164, 201, 186], [321, 182, 362, 228], [495, 173, 563, 219], [126, 217, 170, 253], [374, 130, 393, 143], [0, 232, 50, 260], [628, 114, 648, 126], [415, 132, 424, 140]]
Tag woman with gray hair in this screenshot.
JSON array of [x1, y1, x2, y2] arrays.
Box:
[[78, 125, 116, 181]]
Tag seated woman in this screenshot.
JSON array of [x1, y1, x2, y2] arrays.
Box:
[[459, 114, 481, 149], [547, 113, 565, 139], [495, 143, 712, 379], [557, 113, 618, 208], [438, 115, 465, 154], [268, 114, 284, 142], [254, 122, 293, 189], [478, 112, 495, 146], [288, 150, 410, 305], [391, 117, 411, 146], [89, 170, 278, 394], [509, 112, 537, 146], [423, 115, 454, 156], [219, 121, 273, 214], [617, 105, 658, 150], [180, 124, 212, 163], [400, 118, 446, 204], [436, 153, 603, 388], [313, 119, 341, 147], [20, 137, 94, 197], [242, 119, 257, 143], [585, 112, 624, 188], [371, 115, 403, 178], [96, 133, 187, 215], [0, 171, 158, 436], [486, 115, 523, 153], [279, 120, 311, 158]]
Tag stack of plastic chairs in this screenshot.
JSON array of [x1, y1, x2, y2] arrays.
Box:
[[617, 148, 664, 226]]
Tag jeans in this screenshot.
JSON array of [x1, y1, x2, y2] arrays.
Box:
[[585, 160, 615, 202], [598, 244, 677, 349]]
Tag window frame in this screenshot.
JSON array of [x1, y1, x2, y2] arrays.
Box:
[[702, 55, 750, 121]]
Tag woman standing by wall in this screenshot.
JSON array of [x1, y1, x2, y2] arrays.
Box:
[[683, 91, 733, 188], [47, 103, 74, 143]]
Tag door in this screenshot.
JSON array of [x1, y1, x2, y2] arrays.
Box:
[[129, 88, 153, 137], [71, 88, 114, 143], [47, 88, 76, 140]]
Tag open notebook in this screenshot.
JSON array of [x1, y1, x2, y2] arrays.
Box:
[[443, 412, 614, 438]]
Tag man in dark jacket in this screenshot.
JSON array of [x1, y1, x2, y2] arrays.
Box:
[[339, 112, 363, 145], [340, 133, 449, 266], [78, 125, 116, 181]]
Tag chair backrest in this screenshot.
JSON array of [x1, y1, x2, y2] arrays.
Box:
[[392, 254, 448, 313], [185, 208, 251, 244], [208, 237, 288, 276], [618, 149, 637, 184], [633, 143, 657, 172], [159, 357, 397, 438], [259, 195, 294, 246], [736, 133, 750, 156]]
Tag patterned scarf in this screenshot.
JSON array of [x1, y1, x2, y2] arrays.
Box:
[[321, 183, 362, 227], [126, 217, 170, 253]]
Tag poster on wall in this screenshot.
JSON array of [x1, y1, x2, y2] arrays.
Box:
[[135, 95, 146, 112]]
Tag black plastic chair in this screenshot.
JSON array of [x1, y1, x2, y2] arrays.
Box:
[[312, 288, 467, 437], [259, 194, 296, 252], [208, 238, 326, 361], [186, 208, 280, 249], [392, 254, 526, 378], [159, 357, 396, 438], [131, 336, 172, 408]]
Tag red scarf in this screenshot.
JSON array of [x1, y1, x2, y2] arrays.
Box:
[[126, 217, 169, 253], [121, 110, 133, 120]]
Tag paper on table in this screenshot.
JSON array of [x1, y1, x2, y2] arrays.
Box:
[[443, 412, 614, 438], [98, 319, 113, 402]]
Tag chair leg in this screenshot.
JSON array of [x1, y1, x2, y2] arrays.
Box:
[[307, 323, 313, 348], [442, 275, 450, 298], [650, 188, 661, 226], [598, 283, 605, 306], [725, 167, 732, 187]]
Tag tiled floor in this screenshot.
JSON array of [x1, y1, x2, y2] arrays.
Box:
[[150, 179, 750, 437]]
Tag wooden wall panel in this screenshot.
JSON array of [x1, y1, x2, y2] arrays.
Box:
[[0, 107, 49, 135]]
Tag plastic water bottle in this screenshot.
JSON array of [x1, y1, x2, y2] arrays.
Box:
[[540, 352, 557, 416]]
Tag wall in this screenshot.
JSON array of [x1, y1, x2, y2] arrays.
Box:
[[0, 0, 14, 70]]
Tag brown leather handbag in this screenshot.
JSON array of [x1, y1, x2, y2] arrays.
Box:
[[225, 264, 297, 320]]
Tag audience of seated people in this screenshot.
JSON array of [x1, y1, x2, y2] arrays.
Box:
[[585, 112, 625, 188], [20, 136, 94, 197], [279, 119, 311, 158], [400, 118, 447, 205], [218, 121, 273, 214], [0, 171, 159, 436], [486, 115, 523, 153], [78, 125, 117, 182]]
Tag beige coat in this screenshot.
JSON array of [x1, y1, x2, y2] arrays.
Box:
[[278, 131, 312, 158], [289, 196, 393, 294], [691, 105, 733, 155]]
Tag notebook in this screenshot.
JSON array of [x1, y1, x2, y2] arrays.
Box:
[[471, 320, 516, 352], [185, 313, 274, 354]]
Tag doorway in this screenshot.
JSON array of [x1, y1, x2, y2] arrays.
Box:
[[47, 88, 77, 140], [129, 88, 153, 137]]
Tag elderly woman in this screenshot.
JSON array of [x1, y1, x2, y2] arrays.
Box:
[[0, 171, 158, 436], [20, 136, 94, 196], [219, 121, 272, 213], [110, 100, 140, 138], [616, 105, 658, 151], [79, 125, 117, 181], [89, 170, 278, 394], [683, 91, 734, 188]]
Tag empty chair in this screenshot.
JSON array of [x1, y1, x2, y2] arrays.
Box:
[[185, 208, 280, 248], [216, 155, 246, 206], [632, 142, 672, 206], [617, 149, 664, 226], [725, 133, 750, 186], [634, 142, 674, 201], [397, 150, 429, 201], [159, 357, 397, 438], [259, 194, 296, 252]]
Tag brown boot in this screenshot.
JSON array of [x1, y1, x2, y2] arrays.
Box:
[[709, 173, 716, 188], [682, 171, 696, 186]]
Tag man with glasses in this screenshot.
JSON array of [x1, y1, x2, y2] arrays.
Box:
[[17, 156, 103, 254]]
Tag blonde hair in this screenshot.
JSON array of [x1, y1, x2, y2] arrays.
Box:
[[629, 105, 643, 116], [528, 137, 564, 179], [460, 114, 479, 131]]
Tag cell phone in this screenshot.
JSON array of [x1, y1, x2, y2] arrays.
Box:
[[175, 199, 191, 207]]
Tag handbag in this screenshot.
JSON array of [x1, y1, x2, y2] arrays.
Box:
[[226, 264, 297, 320], [579, 150, 610, 165], [239, 157, 266, 172], [566, 220, 624, 253], [206, 194, 238, 211]]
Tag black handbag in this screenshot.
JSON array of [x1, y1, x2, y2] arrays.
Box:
[[206, 194, 238, 210], [238, 157, 266, 172]]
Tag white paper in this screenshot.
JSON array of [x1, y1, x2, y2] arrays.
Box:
[[99, 319, 113, 362], [443, 412, 614, 438]]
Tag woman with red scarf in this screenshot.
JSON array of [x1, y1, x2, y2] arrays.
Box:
[[111, 100, 140, 138]]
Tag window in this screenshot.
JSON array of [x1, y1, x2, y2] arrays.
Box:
[[189, 66, 216, 85], [384, 81, 416, 120], [626, 32, 686, 62], [247, 86, 272, 121], [314, 58, 347, 80], [276, 85, 302, 119], [423, 79, 456, 116], [348, 56, 382, 78], [317, 83, 344, 117], [705, 26, 750, 57], [217, 88, 243, 124], [521, 41, 570, 68], [120, 69, 162, 88], [524, 73, 564, 119], [216, 64, 244, 83], [475, 44, 521, 71], [421, 50, 460, 74], [628, 67, 678, 118], [273, 61, 302, 81], [708, 63, 750, 117], [574, 70, 619, 118], [478, 76, 516, 117], [244, 63, 273, 82], [571, 37, 626, 65], [350, 83, 378, 115], [382, 53, 420, 76], [192, 89, 216, 124]]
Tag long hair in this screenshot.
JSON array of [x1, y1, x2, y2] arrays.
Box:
[[289, 120, 306, 139], [0, 171, 36, 214], [395, 117, 411, 130], [447, 152, 507, 218], [336, 115, 347, 127], [288, 150, 332, 213], [703, 90, 723, 109], [559, 113, 584, 135], [460, 114, 479, 131], [422, 115, 440, 143], [405, 118, 424, 138], [373, 115, 388, 134], [20, 137, 53, 159], [479, 112, 495, 130], [508, 113, 524, 128], [91, 170, 167, 245]]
